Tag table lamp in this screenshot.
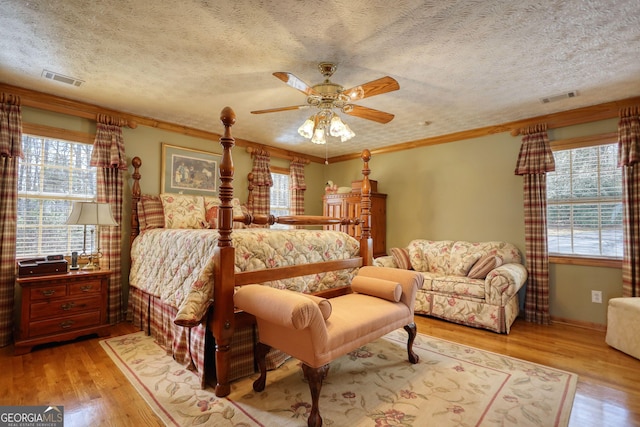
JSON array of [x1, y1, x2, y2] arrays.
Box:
[[65, 202, 118, 270]]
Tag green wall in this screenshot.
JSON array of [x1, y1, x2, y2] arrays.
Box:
[[22, 106, 624, 326]]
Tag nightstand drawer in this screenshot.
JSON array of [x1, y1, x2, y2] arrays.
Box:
[[29, 285, 68, 301], [69, 279, 103, 295], [30, 295, 103, 320], [28, 311, 102, 338]]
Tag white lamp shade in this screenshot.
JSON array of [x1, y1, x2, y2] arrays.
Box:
[[66, 202, 118, 226]]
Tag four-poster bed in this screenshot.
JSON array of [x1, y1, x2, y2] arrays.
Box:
[[127, 107, 376, 397]]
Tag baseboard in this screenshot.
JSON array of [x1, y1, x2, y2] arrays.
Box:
[[550, 316, 607, 332]]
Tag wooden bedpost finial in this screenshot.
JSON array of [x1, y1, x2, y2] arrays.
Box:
[[220, 107, 236, 132], [361, 149, 371, 163]]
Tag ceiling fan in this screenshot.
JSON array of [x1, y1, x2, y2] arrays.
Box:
[[251, 62, 399, 143]]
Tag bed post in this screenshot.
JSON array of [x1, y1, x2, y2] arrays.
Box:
[[130, 156, 142, 246], [212, 107, 236, 397], [360, 149, 373, 266]]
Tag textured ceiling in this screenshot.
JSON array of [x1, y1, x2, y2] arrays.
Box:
[[1, 0, 639, 159]]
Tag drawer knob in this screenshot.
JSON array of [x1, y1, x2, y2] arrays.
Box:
[[60, 320, 74, 329], [60, 302, 76, 311], [40, 289, 56, 297]]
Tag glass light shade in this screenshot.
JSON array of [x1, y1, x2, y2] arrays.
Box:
[[329, 115, 346, 137], [340, 123, 355, 142], [66, 202, 118, 226], [311, 127, 326, 145], [297, 117, 315, 139]]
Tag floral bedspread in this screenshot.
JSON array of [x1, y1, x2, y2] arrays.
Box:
[[129, 228, 360, 325]]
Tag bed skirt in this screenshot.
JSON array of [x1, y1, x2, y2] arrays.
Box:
[[126, 287, 287, 389]]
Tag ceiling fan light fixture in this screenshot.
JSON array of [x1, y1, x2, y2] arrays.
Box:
[[300, 111, 355, 145]]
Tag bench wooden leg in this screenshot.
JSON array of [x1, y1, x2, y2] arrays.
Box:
[[404, 323, 419, 364], [302, 363, 330, 427], [253, 341, 271, 392]]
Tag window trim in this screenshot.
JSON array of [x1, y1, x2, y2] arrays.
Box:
[[547, 131, 622, 267]]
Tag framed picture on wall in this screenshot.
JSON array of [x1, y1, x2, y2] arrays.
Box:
[[161, 143, 221, 195]]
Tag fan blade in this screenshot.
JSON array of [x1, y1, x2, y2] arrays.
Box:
[[342, 76, 399, 101], [273, 72, 318, 96], [251, 105, 310, 114], [345, 105, 395, 124]]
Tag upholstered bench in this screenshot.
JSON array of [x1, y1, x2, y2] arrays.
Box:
[[234, 266, 424, 427], [606, 297, 640, 360]]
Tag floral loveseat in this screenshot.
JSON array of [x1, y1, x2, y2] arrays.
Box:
[[374, 240, 528, 333]]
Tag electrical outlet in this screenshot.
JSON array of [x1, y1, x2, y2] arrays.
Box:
[[591, 290, 603, 304]]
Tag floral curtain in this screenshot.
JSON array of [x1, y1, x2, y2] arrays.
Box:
[[90, 114, 127, 323], [618, 106, 640, 297], [0, 93, 23, 346], [514, 123, 555, 324], [289, 158, 307, 218], [248, 150, 273, 220]]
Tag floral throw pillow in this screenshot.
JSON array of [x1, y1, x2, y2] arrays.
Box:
[[160, 193, 205, 229], [467, 255, 503, 279]]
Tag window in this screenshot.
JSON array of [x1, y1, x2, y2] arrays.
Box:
[[547, 143, 623, 258], [270, 169, 290, 229], [17, 135, 96, 258]]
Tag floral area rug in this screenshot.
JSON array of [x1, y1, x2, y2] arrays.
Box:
[[100, 330, 577, 426]]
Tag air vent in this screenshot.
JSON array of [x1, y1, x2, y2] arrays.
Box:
[[540, 91, 578, 104], [42, 69, 84, 87]]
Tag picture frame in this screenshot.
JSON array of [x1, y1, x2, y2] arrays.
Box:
[[161, 143, 221, 195]]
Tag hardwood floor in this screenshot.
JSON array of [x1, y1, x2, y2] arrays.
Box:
[[2, 316, 639, 426]]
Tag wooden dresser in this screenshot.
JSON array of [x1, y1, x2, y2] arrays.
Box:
[[14, 269, 111, 355], [322, 181, 387, 258]]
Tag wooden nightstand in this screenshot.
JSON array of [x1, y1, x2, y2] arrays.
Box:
[[14, 269, 111, 355]]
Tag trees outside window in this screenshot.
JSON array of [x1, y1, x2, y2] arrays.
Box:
[[547, 143, 622, 258], [17, 135, 96, 257]]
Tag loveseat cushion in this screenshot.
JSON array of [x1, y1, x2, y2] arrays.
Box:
[[408, 240, 454, 273], [431, 276, 485, 299]]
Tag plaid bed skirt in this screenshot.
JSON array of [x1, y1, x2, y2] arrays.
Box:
[[127, 287, 287, 389]]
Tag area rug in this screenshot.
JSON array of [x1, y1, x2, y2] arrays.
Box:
[[100, 330, 577, 426]]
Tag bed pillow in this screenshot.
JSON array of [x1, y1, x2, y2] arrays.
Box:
[[160, 193, 206, 229], [351, 275, 402, 302], [138, 195, 165, 230], [390, 247, 412, 270], [204, 196, 245, 229], [467, 254, 503, 279]]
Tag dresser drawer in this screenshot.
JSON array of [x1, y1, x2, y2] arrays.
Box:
[[28, 311, 102, 338], [14, 269, 112, 355], [29, 284, 68, 301], [69, 279, 103, 295], [30, 295, 103, 320]]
